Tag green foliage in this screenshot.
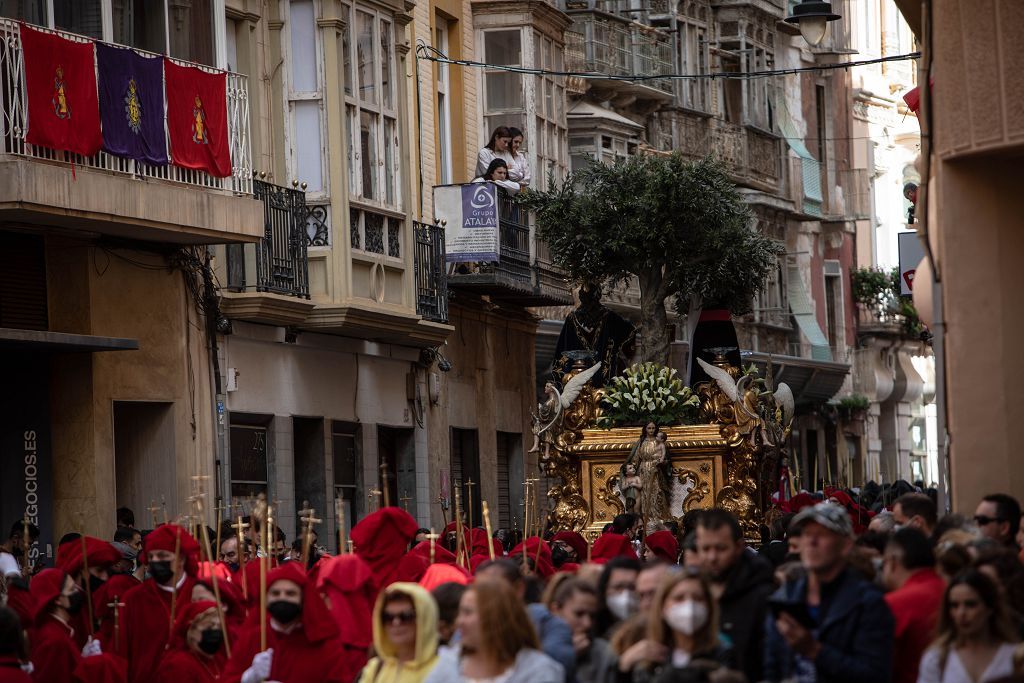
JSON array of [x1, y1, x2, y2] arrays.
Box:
[[597, 362, 699, 427], [836, 394, 870, 416], [850, 267, 926, 338], [519, 154, 784, 316]]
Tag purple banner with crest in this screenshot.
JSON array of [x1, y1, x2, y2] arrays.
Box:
[[97, 43, 168, 165]]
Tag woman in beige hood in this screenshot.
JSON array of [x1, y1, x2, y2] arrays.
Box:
[[358, 582, 440, 683]]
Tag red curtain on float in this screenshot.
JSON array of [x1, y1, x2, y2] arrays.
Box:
[[20, 23, 102, 156], [163, 59, 232, 177]]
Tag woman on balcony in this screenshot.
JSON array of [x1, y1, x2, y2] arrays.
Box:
[[508, 127, 532, 189], [473, 158, 520, 195], [476, 126, 514, 178]]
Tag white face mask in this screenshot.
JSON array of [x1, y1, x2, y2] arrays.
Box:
[[606, 590, 638, 621], [664, 600, 708, 636]]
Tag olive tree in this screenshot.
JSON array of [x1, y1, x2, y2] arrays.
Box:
[[520, 154, 782, 365]]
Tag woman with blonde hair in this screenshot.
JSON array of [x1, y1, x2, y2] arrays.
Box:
[[918, 569, 1019, 683], [616, 568, 739, 683], [424, 580, 563, 683]]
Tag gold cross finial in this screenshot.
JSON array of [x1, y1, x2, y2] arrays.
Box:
[[147, 500, 161, 527], [399, 491, 412, 511]]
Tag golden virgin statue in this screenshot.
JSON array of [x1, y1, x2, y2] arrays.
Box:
[[620, 421, 672, 527]]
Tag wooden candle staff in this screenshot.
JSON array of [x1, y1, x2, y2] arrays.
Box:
[[300, 507, 321, 568], [78, 523, 95, 636], [190, 488, 233, 657], [166, 525, 183, 647], [107, 595, 125, 651], [481, 501, 495, 561], [379, 463, 392, 508], [259, 503, 274, 652], [232, 515, 250, 600], [335, 496, 347, 555]]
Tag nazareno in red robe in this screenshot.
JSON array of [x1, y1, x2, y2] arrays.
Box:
[[30, 614, 80, 682], [153, 600, 227, 683], [117, 577, 196, 683], [222, 563, 347, 683]]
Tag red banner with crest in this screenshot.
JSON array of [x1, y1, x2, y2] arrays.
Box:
[[20, 24, 102, 156], [164, 59, 231, 178]]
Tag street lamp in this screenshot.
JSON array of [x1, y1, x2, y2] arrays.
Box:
[[785, 0, 840, 47]]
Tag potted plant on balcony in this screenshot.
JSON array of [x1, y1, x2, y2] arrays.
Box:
[[835, 394, 870, 436], [851, 267, 928, 340], [519, 154, 782, 369]]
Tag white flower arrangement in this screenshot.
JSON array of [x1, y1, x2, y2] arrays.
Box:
[[598, 362, 699, 427]]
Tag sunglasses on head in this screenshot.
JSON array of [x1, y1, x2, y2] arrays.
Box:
[[974, 515, 1004, 526], [382, 610, 416, 625]]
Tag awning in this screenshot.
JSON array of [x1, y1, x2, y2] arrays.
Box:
[[0, 328, 139, 352], [741, 350, 850, 406], [786, 265, 832, 361]]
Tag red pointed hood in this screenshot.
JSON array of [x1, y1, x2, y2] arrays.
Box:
[[316, 554, 377, 650], [58, 536, 123, 577], [590, 533, 637, 564], [645, 531, 678, 563]]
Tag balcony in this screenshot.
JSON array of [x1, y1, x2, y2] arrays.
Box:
[[710, 120, 781, 192], [788, 159, 870, 221], [0, 20, 261, 244], [563, 12, 674, 103], [414, 221, 449, 324], [434, 185, 572, 307], [220, 179, 315, 326]]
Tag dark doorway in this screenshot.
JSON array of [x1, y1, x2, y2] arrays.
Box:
[[228, 415, 270, 505], [0, 352, 53, 567], [293, 417, 325, 538], [115, 401, 176, 524], [451, 428, 482, 529], [496, 431, 523, 529], [378, 426, 414, 512], [331, 421, 360, 548]]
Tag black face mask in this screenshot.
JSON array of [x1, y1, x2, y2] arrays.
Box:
[[149, 560, 174, 585], [198, 628, 223, 655], [226, 562, 240, 573], [65, 591, 85, 615], [88, 574, 106, 594], [267, 600, 302, 624], [551, 545, 572, 567]]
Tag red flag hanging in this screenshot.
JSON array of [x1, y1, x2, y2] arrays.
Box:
[[164, 59, 232, 178], [20, 24, 102, 157]]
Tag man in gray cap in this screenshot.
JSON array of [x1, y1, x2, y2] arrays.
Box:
[[762, 502, 894, 683]]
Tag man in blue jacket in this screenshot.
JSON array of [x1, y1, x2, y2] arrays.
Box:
[[763, 502, 894, 683]]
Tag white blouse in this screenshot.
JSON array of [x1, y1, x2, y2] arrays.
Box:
[[476, 148, 530, 188], [917, 643, 1018, 683]]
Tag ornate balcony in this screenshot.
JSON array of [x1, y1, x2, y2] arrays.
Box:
[[435, 185, 572, 307], [709, 120, 781, 192], [220, 179, 315, 326], [563, 11, 674, 103], [0, 19, 261, 244], [414, 221, 449, 324]]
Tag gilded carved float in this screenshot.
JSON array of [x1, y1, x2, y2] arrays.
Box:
[[540, 357, 794, 541]]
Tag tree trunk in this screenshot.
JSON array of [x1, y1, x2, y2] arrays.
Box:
[[636, 269, 670, 366]]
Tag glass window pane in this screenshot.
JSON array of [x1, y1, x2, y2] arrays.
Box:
[[485, 30, 521, 66], [332, 433, 358, 487], [383, 117, 397, 205], [359, 110, 378, 200], [53, 0, 102, 38], [342, 6, 353, 97], [230, 426, 268, 484], [347, 105, 358, 194], [225, 18, 238, 72], [0, 0, 46, 23], [294, 101, 324, 192], [486, 72, 522, 112], [380, 19, 393, 110], [168, 0, 215, 65], [290, 0, 318, 92], [357, 11, 377, 104], [112, 0, 165, 52]]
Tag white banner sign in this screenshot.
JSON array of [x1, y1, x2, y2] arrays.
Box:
[[897, 231, 925, 296], [433, 184, 500, 263]]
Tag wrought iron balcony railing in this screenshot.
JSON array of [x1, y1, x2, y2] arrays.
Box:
[[226, 179, 310, 298], [435, 185, 572, 306], [414, 221, 449, 324], [564, 13, 673, 95], [0, 19, 252, 195]]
